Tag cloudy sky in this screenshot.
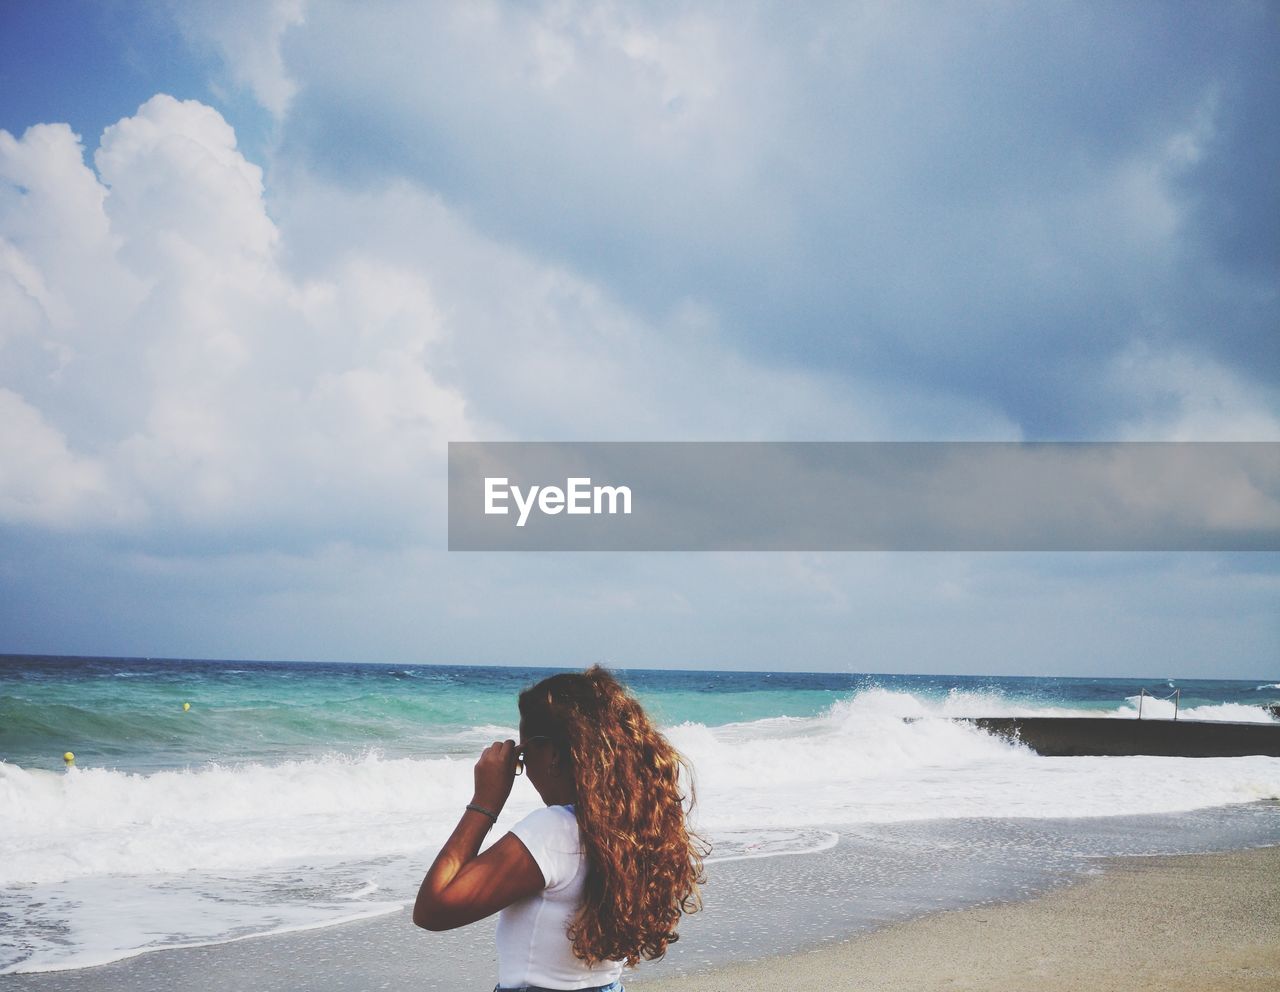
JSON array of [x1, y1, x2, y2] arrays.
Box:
[[1, 1, 1276, 677]]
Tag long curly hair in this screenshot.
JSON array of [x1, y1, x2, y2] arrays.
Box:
[[518, 665, 707, 967]]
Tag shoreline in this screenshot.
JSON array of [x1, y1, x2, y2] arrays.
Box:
[[3, 834, 1278, 990], [630, 845, 1280, 992]]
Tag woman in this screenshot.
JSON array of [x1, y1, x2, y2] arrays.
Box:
[[413, 666, 706, 992]]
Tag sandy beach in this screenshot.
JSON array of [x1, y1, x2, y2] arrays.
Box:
[[4, 842, 1276, 992], [632, 845, 1280, 992]]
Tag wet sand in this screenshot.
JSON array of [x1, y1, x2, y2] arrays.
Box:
[[630, 845, 1280, 992]]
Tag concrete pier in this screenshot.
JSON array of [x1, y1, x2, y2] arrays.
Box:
[[965, 716, 1280, 757]]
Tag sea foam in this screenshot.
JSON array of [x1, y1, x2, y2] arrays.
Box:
[[5, 690, 1280, 889]]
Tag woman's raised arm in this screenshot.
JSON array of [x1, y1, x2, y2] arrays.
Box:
[[413, 740, 546, 931]]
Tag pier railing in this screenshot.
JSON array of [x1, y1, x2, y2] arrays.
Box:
[[1137, 687, 1180, 720]]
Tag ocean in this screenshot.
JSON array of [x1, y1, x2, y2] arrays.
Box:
[[2, 656, 1279, 976]]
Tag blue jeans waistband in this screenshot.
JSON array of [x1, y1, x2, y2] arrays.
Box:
[[494, 983, 622, 992]]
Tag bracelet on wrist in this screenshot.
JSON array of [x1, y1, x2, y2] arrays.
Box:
[[465, 802, 499, 825]]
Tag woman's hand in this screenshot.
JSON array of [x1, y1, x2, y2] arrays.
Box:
[[472, 739, 518, 812]]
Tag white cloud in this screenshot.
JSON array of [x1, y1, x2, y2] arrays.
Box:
[[0, 96, 469, 540], [166, 0, 307, 118], [0, 122, 144, 343], [0, 389, 122, 527], [1110, 342, 1280, 441], [273, 175, 1020, 445], [95, 93, 278, 265]]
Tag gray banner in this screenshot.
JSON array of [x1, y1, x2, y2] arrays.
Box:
[[447, 442, 1280, 551]]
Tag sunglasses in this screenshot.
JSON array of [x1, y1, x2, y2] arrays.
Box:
[[514, 735, 551, 776]]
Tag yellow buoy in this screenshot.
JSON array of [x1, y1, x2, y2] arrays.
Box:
[[63, 752, 75, 766], [182, 702, 191, 712]]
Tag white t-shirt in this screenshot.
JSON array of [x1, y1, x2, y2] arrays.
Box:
[[497, 804, 624, 990]]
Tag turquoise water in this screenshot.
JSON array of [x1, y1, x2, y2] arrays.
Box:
[[4, 655, 1277, 772]]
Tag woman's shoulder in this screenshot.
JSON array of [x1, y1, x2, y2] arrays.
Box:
[[511, 803, 577, 837], [508, 805, 582, 891]]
